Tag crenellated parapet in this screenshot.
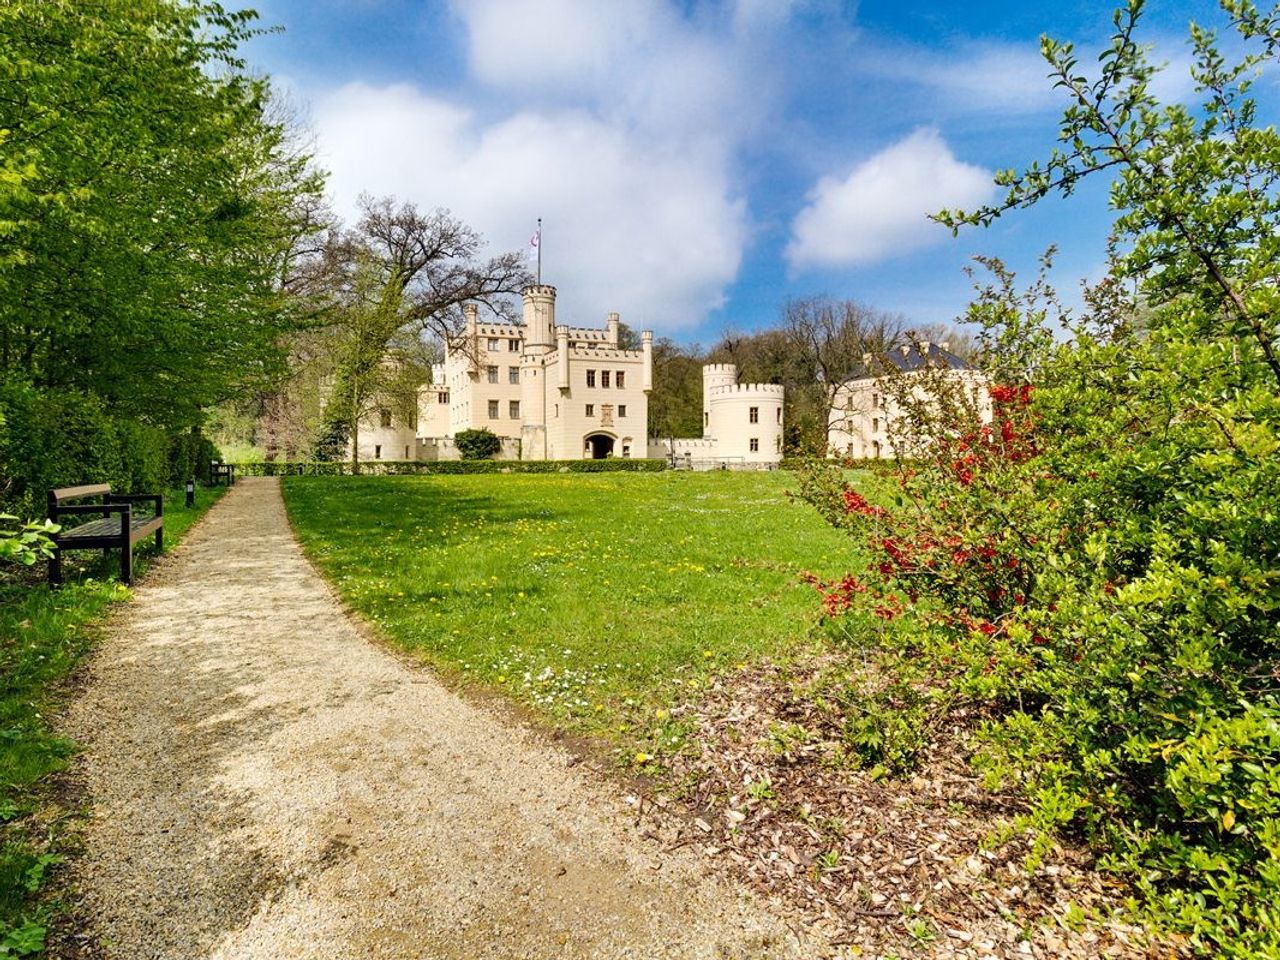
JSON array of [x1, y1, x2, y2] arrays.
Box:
[[708, 383, 786, 398]]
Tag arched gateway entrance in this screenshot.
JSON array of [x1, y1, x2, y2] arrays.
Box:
[[585, 433, 615, 459]]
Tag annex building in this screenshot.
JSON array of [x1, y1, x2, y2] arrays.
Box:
[[827, 341, 989, 459]]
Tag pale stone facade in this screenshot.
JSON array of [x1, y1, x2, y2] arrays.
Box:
[[354, 284, 653, 461], [827, 342, 991, 460], [648, 364, 785, 469]]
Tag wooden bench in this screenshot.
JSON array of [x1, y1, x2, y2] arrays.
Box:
[[47, 484, 163, 586], [209, 462, 235, 486]]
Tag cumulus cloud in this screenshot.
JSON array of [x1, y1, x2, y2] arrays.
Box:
[[785, 127, 994, 271], [313, 83, 748, 331]]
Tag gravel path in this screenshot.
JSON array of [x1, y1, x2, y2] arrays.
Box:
[[60, 478, 809, 959]]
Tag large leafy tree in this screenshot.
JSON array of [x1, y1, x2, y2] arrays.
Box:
[[0, 0, 325, 427]]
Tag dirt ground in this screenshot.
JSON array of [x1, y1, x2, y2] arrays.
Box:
[[55, 478, 812, 959]]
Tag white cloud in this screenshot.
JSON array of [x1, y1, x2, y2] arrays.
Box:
[[313, 83, 748, 331], [785, 127, 994, 271]]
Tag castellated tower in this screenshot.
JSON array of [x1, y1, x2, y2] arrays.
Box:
[[702, 364, 738, 437], [651, 362, 785, 467], [521, 284, 557, 349]]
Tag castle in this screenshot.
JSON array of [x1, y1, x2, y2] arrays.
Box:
[[354, 284, 785, 467]]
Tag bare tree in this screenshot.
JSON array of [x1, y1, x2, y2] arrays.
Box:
[[779, 298, 903, 452], [320, 197, 531, 471]]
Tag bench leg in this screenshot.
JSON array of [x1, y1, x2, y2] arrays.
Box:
[[48, 547, 63, 587], [156, 527, 164, 553]]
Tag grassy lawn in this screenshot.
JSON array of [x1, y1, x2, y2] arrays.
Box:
[[0, 484, 226, 955], [284, 472, 859, 747]]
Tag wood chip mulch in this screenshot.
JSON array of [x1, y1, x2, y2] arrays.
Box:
[[634, 657, 1190, 960]]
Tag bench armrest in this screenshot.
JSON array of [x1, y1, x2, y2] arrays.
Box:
[[108, 494, 163, 516]]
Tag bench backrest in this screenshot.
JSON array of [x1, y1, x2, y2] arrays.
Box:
[[49, 484, 112, 504]]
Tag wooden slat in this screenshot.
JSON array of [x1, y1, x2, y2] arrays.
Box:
[[51, 483, 112, 502], [59, 515, 161, 542]]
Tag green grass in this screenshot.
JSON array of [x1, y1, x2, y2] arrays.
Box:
[[283, 472, 859, 748], [0, 484, 226, 956]]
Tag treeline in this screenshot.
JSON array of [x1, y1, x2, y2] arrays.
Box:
[[651, 301, 970, 454], [0, 1, 327, 514]]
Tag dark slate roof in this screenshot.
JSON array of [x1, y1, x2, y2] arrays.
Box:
[[886, 342, 969, 372], [840, 342, 970, 383]]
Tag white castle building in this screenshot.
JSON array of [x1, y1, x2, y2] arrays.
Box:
[[647, 363, 785, 469], [354, 284, 787, 466], [827, 341, 989, 460], [355, 284, 653, 462]]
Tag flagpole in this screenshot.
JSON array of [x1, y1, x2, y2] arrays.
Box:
[[537, 217, 542, 285]]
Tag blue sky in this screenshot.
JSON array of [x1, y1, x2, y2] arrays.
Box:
[[244, 0, 1239, 343]]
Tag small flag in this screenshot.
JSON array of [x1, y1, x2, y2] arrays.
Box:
[[527, 226, 540, 261]]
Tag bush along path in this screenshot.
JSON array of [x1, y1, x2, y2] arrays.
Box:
[[54, 478, 809, 960]]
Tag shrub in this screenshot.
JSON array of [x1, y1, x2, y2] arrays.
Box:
[[454, 428, 502, 460], [797, 272, 1280, 957]]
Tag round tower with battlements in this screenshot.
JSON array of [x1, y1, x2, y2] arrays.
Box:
[[702, 363, 738, 438], [521, 285, 557, 350]]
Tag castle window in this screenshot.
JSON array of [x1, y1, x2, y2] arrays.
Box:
[[616, 371, 625, 388], [704, 412, 708, 428], [873, 417, 880, 433], [554, 403, 559, 417], [508, 339, 519, 351], [508, 366, 519, 384], [585, 404, 594, 417], [872, 393, 880, 410], [487, 365, 498, 384], [375, 445, 382, 459], [776, 436, 782, 452], [618, 405, 627, 418], [749, 438, 759, 452], [601, 370, 611, 388], [404, 445, 410, 459], [586, 369, 596, 387], [509, 400, 520, 419], [379, 409, 392, 428], [438, 392, 448, 404], [749, 406, 759, 424], [622, 444, 631, 458], [408, 411, 417, 430], [487, 338, 500, 351], [488, 400, 499, 419], [777, 408, 781, 423]]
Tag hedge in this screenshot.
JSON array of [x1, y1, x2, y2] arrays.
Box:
[[0, 382, 220, 517], [233, 459, 670, 476]]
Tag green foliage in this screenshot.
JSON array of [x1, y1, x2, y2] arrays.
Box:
[[0, 485, 224, 953], [0, 517, 58, 569], [234, 458, 669, 476], [453, 428, 503, 461], [0, 0, 324, 426], [0, 383, 220, 516], [801, 6, 1280, 954], [310, 419, 350, 463]]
